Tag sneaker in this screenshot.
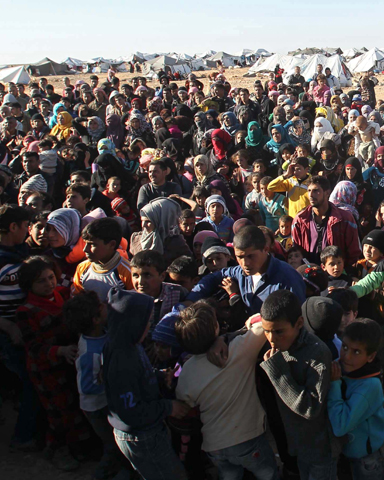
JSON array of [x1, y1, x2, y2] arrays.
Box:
[[52, 446, 80, 472]]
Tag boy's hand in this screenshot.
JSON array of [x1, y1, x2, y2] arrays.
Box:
[[207, 336, 228, 367], [170, 400, 190, 419], [221, 277, 240, 295], [331, 361, 342, 381], [58, 345, 78, 364], [263, 346, 278, 361]]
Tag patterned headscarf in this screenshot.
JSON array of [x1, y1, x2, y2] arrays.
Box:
[[87, 116, 105, 141], [47, 208, 81, 248], [97, 138, 117, 158], [329, 181, 359, 220], [288, 118, 311, 146], [127, 110, 152, 138]]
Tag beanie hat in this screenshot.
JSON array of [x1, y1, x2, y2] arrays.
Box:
[[152, 311, 181, 349], [302, 296, 343, 341], [111, 197, 127, 212], [233, 218, 253, 235], [193, 230, 218, 246], [297, 264, 328, 293], [362, 230, 384, 254], [202, 236, 230, 264], [31, 113, 45, 123], [2, 93, 17, 105], [20, 174, 47, 193], [205, 194, 227, 214]]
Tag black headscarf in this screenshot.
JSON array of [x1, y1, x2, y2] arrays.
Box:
[[155, 128, 171, 148], [299, 109, 314, 130], [338, 157, 364, 188], [301, 101, 317, 119], [173, 104, 193, 119]]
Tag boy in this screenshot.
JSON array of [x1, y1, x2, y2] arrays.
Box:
[[72, 218, 133, 302], [103, 288, 189, 480], [167, 255, 199, 291], [286, 245, 305, 269], [328, 319, 384, 479], [267, 157, 311, 218], [201, 236, 231, 274], [260, 290, 340, 480], [320, 245, 352, 292], [176, 300, 279, 480], [275, 215, 293, 252], [26, 211, 49, 255], [69, 170, 113, 217], [63, 291, 123, 480], [352, 229, 384, 280], [327, 288, 359, 335], [131, 250, 188, 327], [258, 176, 287, 232], [178, 209, 196, 250], [253, 158, 267, 175], [204, 195, 234, 243], [244, 172, 263, 210], [65, 183, 91, 217]]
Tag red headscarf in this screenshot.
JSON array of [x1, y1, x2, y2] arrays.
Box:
[[374, 146, 384, 172], [212, 129, 232, 160]]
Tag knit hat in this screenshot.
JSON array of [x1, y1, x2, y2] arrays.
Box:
[[152, 312, 181, 349], [193, 230, 218, 246], [233, 218, 253, 235], [20, 174, 47, 193], [202, 237, 230, 264], [205, 194, 227, 214], [31, 113, 45, 123], [362, 230, 384, 254], [297, 264, 328, 293], [111, 197, 127, 212], [302, 296, 343, 341]]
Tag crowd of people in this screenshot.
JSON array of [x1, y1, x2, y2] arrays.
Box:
[[1, 61, 384, 480]]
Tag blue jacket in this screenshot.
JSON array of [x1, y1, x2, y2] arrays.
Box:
[[187, 255, 306, 313], [328, 376, 384, 458]]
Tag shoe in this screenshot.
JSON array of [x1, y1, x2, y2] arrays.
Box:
[[52, 446, 80, 472]]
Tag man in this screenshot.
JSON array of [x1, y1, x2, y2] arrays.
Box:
[[10, 103, 30, 134], [45, 84, 62, 105], [25, 93, 42, 118], [234, 88, 260, 121], [7, 83, 28, 111], [15, 152, 50, 192], [312, 64, 323, 82], [253, 84, 275, 133], [138, 77, 155, 97], [162, 87, 175, 111], [1, 116, 25, 150], [39, 78, 48, 94], [16, 84, 30, 105], [292, 175, 361, 266], [137, 160, 182, 211], [288, 66, 305, 94], [90, 75, 99, 89], [186, 225, 306, 313], [325, 68, 340, 91], [211, 82, 234, 113]]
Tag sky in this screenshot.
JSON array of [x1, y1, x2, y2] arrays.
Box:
[[2, 1, 383, 65]]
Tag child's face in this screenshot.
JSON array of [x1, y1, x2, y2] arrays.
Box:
[[31, 268, 57, 298], [261, 317, 303, 352], [83, 238, 116, 264], [154, 341, 172, 362], [260, 184, 274, 200], [293, 164, 309, 180], [253, 162, 266, 174], [281, 149, 292, 162], [296, 147, 307, 158], [340, 310, 358, 333], [193, 242, 203, 260], [29, 219, 49, 248], [287, 251, 303, 269], [244, 180, 253, 193], [66, 191, 88, 212], [205, 253, 229, 273], [237, 156, 248, 169], [251, 176, 260, 192], [168, 272, 196, 292], [195, 195, 206, 208], [236, 132, 245, 144], [363, 243, 383, 264], [279, 221, 291, 237], [340, 336, 376, 373], [209, 203, 224, 221], [109, 179, 121, 192], [179, 217, 196, 237], [322, 256, 344, 278], [131, 265, 165, 298]]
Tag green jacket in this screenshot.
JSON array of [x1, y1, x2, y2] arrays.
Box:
[[350, 271, 384, 298]]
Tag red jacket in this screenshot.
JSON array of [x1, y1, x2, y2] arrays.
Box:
[[292, 203, 361, 266]]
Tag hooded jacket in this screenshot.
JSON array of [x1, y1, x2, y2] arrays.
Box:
[[103, 288, 172, 433]]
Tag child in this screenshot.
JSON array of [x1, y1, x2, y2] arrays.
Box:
[[65, 183, 91, 217], [258, 176, 287, 232], [268, 156, 311, 218], [110, 197, 138, 231], [204, 194, 234, 243], [327, 288, 359, 335], [253, 158, 267, 175], [178, 209, 196, 250], [352, 229, 384, 280], [244, 172, 263, 210], [103, 288, 189, 480], [63, 291, 124, 480], [130, 250, 188, 328], [174, 186, 208, 222], [296, 144, 316, 171], [102, 176, 122, 201], [201, 236, 231, 274], [328, 319, 384, 479], [176, 300, 279, 480], [38, 139, 58, 175], [26, 211, 50, 255], [275, 215, 293, 252], [320, 245, 352, 292], [279, 144, 295, 172], [231, 149, 252, 182], [72, 218, 133, 301], [286, 244, 305, 269], [166, 255, 199, 292], [260, 290, 339, 480], [297, 263, 329, 297], [349, 115, 380, 166]]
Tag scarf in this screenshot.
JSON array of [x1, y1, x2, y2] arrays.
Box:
[[127, 110, 151, 138], [316, 106, 340, 132], [288, 119, 311, 146], [245, 121, 264, 149], [26, 288, 65, 316], [194, 154, 215, 183], [50, 111, 73, 141], [205, 194, 228, 215], [97, 138, 118, 158], [237, 105, 251, 129], [362, 105, 373, 119], [106, 114, 125, 149], [313, 117, 334, 142], [47, 208, 81, 249], [140, 198, 181, 255], [369, 110, 383, 127], [272, 106, 286, 125], [374, 146, 384, 172], [92, 251, 121, 273], [206, 109, 220, 128], [211, 128, 231, 160], [87, 116, 105, 142], [208, 179, 237, 215], [338, 157, 365, 191], [342, 356, 382, 380], [155, 128, 171, 148], [266, 124, 293, 153], [49, 102, 67, 129], [329, 181, 359, 220], [221, 111, 240, 136]]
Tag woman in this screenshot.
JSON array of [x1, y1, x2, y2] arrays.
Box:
[[245, 121, 265, 157], [221, 112, 240, 137], [162, 157, 192, 196], [130, 197, 191, 266], [272, 106, 286, 126], [151, 115, 167, 132], [329, 181, 359, 221], [97, 138, 118, 158], [315, 106, 343, 133], [155, 127, 171, 148], [299, 109, 314, 131], [364, 146, 384, 209], [50, 111, 73, 142], [191, 112, 212, 156], [205, 109, 220, 128], [193, 154, 225, 187], [288, 118, 311, 146], [208, 179, 243, 220], [124, 111, 154, 147], [338, 157, 373, 213], [265, 124, 293, 156], [16, 256, 90, 470], [49, 102, 66, 129], [106, 114, 125, 150], [210, 128, 232, 166], [87, 116, 106, 145], [237, 105, 252, 131], [311, 117, 334, 152]]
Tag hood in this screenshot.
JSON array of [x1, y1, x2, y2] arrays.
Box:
[[107, 288, 154, 347]]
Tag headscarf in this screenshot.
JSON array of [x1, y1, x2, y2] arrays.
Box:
[[161, 157, 183, 188], [348, 109, 360, 122], [316, 106, 341, 132], [205, 194, 228, 215], [47, 208, 81, 249], [27, 141, 40, 153], [151, 115, 166, 129], [266, 124, 293, 153], [140, 198, 181, 254], [97, 138, 117, 158], [127, 110, 152, 138], [87, 116, 105, 142], [206, 109, 220, 128], [106, 114, 125, 149], [237, 105, 251, 129], [374, 146, 384, 172], [155, 128, 171, 148], [49, 102, 67, 129], [339, 93, 351, 107], [20, 174, 47, 193], [208, 179, 237, 216], [288, 118, 311, 146], [368, 110, 383, 127], [193, 230, 219, 246], [221, 112, 240, 136], [330, 95, 343, 108], [93, 87, 108, 102], [338, 157, 365, 189], [273, 106, 286, 125], [245, 121, 264, 150], [362, 105, 373, 119], [211, 129, 232, 160], [147, 96, 163, 113], [329, 181, 359, 220], [50, 111, 73, 141], [299, 109, 314, 130], [313, 117, 334, 143], [194, 154, 215, 183]]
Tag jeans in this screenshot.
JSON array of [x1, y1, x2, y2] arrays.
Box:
[[114, 422, 187, 480], [207, 433, 279, 480], [0, 332, 40, 443], [350, 447, 384, 480], [297, 457, 338, 480]]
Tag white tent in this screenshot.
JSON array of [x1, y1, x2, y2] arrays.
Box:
[[343, 48, 363, 60], [244, 53, 304, 76], [346, 48, 384, 73], [0, 66, 30, 84], [206, 51, 241, 67], [62, 57, 85, 68], [142, 55, 191, 76], [195, 50, 217, 59]]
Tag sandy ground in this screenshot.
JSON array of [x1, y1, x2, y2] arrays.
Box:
[[39, 66, 384, 101]]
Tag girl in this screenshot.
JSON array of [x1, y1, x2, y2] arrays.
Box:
[[204, 194, 234, 243], [338, 157, 373, 213]]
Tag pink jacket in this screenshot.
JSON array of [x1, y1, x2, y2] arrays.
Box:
[[313, 85, 331, 106]]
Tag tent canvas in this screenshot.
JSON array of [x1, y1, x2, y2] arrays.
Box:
[[62, 57, 85, 68], [26, 57, 69, 76], [206, 51, 241, 67], [142, 55, 191, 76], [0, 66, 30, 84], [346, 48, 384, 73], [244, 53, 304, 76]]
